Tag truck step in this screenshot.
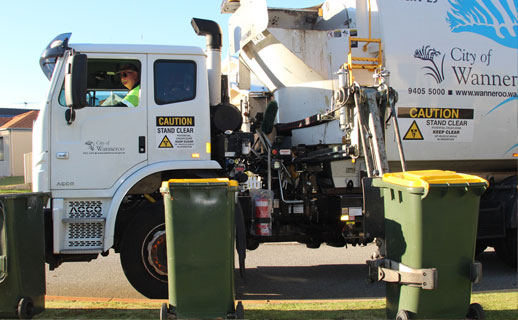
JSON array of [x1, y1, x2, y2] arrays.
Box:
[[62, 217, 106, 223], [59, 249, 103, 254]]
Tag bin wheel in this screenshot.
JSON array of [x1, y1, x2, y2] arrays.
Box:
[[17, 297, 34, 319], [236, 301, 245, 319], [246, 238, 260, 251], [466, 303, 485, 319], [396, 309, 410, 320], [160, 303, 176, 320]]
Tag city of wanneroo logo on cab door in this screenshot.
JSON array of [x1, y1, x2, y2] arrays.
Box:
[[447, 0, 518, 49]]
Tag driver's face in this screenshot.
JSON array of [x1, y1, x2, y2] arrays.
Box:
[[120, 70, 139, 90]]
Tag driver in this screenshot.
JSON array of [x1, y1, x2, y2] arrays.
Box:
[[118, 64, 140, 107]]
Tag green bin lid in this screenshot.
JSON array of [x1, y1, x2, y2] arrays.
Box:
[[382, 170, 488, 189]]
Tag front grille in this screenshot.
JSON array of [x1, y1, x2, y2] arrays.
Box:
[[65, 222, 104, 249], [67, 201, 103, 219], [67, 240, 103, 247]]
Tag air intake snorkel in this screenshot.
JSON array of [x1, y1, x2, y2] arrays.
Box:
[[191, 18, 222, 107]]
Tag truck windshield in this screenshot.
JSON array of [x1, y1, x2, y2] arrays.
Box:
[[40, 58, 57, 81]]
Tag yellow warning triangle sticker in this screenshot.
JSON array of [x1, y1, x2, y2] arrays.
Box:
[[159, 135, 174, 148], [403, 121, 424, 140]]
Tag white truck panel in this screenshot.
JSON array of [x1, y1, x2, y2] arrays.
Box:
[[377, 0, 518, 165], [70, 44, 205, 56], [103, 159, 221, 250], [146, 54, 212, 164], [32, 57, 66, 193], [228, 0, 269, 55], [232, 0, 517, 170], [274, 81, 334, 122], [49, 53, 148, 190], [291, 120, 343, 146]]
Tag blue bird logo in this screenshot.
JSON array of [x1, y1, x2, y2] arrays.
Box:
[[447, 0, 518, 49]]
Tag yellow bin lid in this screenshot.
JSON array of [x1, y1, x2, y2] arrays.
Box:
[[382, 170, 488, 189], [168, 178, 237, 185], [161, 178, 238, 192]]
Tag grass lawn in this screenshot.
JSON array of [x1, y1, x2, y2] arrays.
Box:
[[35, 291, 518, 319], [0, 176, 31, 193], [0, 176, 25, 186]]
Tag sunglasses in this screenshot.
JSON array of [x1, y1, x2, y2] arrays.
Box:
[[120, 70, 136, 78]]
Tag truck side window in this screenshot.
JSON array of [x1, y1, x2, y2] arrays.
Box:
[[154, 60, 196, 105], [58, 59, 141, 107]]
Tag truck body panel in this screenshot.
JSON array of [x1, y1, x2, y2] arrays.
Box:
[[378, 0, 518, 169], [228, 0, 517, 174]]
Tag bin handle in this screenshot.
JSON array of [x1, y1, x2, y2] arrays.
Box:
[[0, 201, 6, 283], [0, 256, 6, 283]]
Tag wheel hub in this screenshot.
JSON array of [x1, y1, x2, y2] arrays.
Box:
[[146, 230, 167, 276]]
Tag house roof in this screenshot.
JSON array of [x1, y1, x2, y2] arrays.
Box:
[[0, 118, 12, 127], [1, 110, 39, 129], [0, 108, 37, 117]]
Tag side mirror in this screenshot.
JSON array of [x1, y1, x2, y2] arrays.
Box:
[[65, 53, 87, 109]]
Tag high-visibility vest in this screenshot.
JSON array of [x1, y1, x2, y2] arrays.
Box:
[[122, 84, 140, 107]]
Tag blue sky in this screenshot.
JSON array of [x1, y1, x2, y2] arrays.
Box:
[[0, 0, 322, 110]]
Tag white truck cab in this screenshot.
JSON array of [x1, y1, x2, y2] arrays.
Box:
[[34, 20, 230, 298]]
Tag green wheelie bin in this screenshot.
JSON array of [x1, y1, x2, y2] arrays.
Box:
[[0, 193, 47, 319], [371, 170, 488, 319], [159, 178, 243, 319]]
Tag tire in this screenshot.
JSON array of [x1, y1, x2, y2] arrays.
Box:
[[395, 309, 410, 320], [120, 201, 168, 299], [494, 228, 517, 268], [466, 303, 485, 319], [17, 297, 34, 319]]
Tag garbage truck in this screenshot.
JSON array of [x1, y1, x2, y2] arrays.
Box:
[[33, 0, 517, 298]]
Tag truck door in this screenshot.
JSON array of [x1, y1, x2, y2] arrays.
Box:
[[146, 54, 211, 164], [50, 53, 147, 190]]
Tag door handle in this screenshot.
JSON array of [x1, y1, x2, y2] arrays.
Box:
[[139, 136, 145, 154], [56, 152, 69, 159]]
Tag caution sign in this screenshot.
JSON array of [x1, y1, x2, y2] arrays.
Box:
[[156, 116, 195, 149], [398, 107, 474, 142], [156, 116, 195, 126], [159, 136, 173, 148], [403, 121, 424, 140]]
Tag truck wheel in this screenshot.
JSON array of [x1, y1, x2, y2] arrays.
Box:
[[494, 228, 517, 268], [120, 202, 168, 299]]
